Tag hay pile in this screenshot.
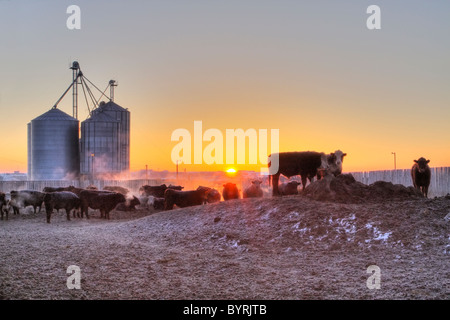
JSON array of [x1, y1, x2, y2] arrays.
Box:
[[303, 174, 423, 203]]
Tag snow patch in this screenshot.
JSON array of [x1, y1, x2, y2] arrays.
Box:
[[365, 223, 392, 243]]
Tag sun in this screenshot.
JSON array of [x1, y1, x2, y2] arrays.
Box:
[[226, 168, 237, 174]]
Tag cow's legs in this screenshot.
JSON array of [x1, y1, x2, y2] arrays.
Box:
[[422, 186, 429, 198], [83, 206, 89, 219], [271, 174, 281, 196], [301, 175, 308, 191]]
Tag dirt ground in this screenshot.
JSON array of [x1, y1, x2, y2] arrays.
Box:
[[0, 179, 449, 300]]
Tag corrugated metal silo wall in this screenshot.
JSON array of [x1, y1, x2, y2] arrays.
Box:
[[31, 119, 80, 180], [121, 110, 130, 172], [80, 120, 121, 175], [100, 108, 130, 172]]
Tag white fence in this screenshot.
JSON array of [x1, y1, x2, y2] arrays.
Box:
[[349, 167, 450, 198]]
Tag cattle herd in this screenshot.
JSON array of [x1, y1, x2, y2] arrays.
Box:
[[0, 150, 432, 223]]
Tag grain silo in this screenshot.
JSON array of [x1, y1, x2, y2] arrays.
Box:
[[29, 108, 80, 180], [80, 100, 130, 176], [90, 101, 130, 172], [27, 61, 130, 180]]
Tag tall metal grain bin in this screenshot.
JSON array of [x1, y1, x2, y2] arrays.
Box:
[[80, 101, 130, 176], [29, 108, 80, 180], [80, 109, 121, 176]]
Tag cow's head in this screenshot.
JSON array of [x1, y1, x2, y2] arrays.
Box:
[[333, 150, 347, 167], [327, 150, 346, 176], [197, 186, 211, 201], [251, 180, 262, 186], [414, 157, 430, 173]]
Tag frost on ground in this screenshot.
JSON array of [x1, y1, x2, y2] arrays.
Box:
[[0, 179, 449, 300]]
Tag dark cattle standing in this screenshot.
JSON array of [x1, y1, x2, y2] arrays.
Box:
[[44, 192, 81, 223], [222, 183, 240, 201], [243, 180, 263, 198], [0, 192, 10, 220], [411, 157, 431, 198], [79, 190, 126, 219], [164, 188, 210, 210], [140, 184, 184, 198], [269, 150, 346, 196], [42, 187, 72, 214], [10, 190, 45, 214], [278, 181, 301, 195]]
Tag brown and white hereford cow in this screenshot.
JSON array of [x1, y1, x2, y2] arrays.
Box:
[[268, 150, 346, 196]]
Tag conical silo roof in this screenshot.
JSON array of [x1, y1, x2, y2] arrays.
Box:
[[96, 101, 128, 112], [84, 110, 120, 122], [32, 107, 77, 121]]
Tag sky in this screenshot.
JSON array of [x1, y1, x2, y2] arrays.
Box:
[[0, 0, 449, 173]]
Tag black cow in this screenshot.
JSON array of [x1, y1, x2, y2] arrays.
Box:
[[43, 191, 81, 223], [243, 180, 263, 198], [268, 150, 346, 196], [10, 190, 45, 214], [222, 183, 240, 200], [79, 190, 126, 219], [164, 188, 210, 210], [411, 157, 431, 198]]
